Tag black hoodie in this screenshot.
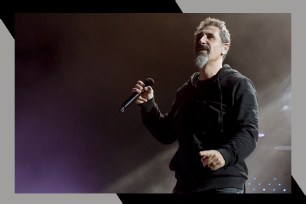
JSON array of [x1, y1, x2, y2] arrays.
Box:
[[140, 64, 259, 192]]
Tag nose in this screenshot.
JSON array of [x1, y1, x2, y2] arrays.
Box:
[[200, 34, 207, 44]]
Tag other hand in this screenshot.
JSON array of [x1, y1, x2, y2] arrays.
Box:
[[199, 150, 225, 171]]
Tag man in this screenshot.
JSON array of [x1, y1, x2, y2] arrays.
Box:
[[132, 17, 259, 194]]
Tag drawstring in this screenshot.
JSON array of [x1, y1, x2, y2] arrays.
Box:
[[217, 72, 224, 134], [195, 70, 224, 134]]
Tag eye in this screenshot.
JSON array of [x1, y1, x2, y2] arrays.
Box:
[[195, 33, 203, 41], [207, 34, 214, 39]]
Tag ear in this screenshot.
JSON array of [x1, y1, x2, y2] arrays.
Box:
[[222, 43, 230, 55]]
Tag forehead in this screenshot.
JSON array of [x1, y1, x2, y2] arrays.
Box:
[[195, 25, 220, 35]]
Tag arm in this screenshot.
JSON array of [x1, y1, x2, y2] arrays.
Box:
[[200, 77, 259, 170], [140, 97, 177, 144], [133, 80, 178, 144], [217, 77, 259, 166]]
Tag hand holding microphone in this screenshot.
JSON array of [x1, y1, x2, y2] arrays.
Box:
[[119, 78, 154, 113]]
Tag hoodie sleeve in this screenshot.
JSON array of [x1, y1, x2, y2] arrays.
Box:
[[218, 77, 259, 166], [140, 97, 177, 145], [139, 81, 194, 145]]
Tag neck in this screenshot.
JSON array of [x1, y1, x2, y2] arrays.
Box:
[[198, 60, 223, 80]]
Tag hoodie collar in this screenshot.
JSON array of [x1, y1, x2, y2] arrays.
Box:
[[190, 64, 232, 86]]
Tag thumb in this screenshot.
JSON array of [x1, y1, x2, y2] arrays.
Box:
[[145, 86, 153, 92], [199, 150, 212, 157]]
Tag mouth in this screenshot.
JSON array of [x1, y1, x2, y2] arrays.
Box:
[[196, 45, 210, 53], [196, 48, 210, 55]]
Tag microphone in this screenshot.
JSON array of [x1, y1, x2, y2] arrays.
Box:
[[119, 78, 154, 113]]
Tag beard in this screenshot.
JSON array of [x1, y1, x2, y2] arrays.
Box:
[[195, 53, 208, 69]]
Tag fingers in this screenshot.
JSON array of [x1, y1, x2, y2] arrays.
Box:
[[199, 150, 213, 157], [132, 81, 145, 93], [137, 80, 145, 87], [202, 154, 219, 167], [132, 88, 141, 94], [199, 150, 225, 171], [136, 96, 148, 104], [212, 163, 224, 171], [132, 80, 154, 104], [201, 156, 209, 167], [144, 86, 153, 92]]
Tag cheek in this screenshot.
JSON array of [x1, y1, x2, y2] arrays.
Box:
[[210, 47, 222, 55]]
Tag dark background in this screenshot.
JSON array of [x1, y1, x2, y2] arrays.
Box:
[[15, 13, 291, 193]]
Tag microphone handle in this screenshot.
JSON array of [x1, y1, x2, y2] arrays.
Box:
[[119, 92, 141, 113]]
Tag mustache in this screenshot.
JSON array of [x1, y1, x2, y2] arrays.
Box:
[[196, 44, 210, 53]]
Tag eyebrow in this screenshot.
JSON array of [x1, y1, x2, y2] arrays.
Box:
[[195, 30, 216, 37]]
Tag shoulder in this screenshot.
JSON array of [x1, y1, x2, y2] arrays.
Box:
[[222, 66, 256, 90], [177, 72, 198, 91], [175, 72, 198, 98], [232, 74, 257, 99]]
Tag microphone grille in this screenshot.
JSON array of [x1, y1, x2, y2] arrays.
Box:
[[144, 78, 154, 86]]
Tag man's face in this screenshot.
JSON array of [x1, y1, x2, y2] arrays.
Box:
[[194, 25, 228, 69]]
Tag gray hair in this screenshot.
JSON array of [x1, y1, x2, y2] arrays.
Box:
[[195, 17, 231, 44]]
